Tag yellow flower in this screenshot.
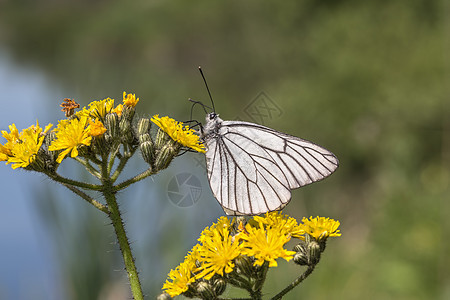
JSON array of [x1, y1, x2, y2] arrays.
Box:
[[90, 98, 115, 119], [0, 121, 52, 169], [88, 119, 107, 137], [240, 222, 295, 267], [49, 116, 92, 163], [112, 103, 123, 117], [253, 211, 305, 239], [123, 91, 139, 107], [301, 216, 341, 241], [77, 98, 115, 120], [196, 220, 241, 280], [163, 259, 196, 297], [151, 115, 206, 153]]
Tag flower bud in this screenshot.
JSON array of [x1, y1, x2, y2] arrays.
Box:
[[105, 113, 119, 139], [77, 145, 90, 157], [121, 104, 135, 122], [234, 256, 253, 277], [156, 292, 172, 300], [137, 118, 151, 136], [154, 143, 180, 171], [308, 240, 321, 265], [140, 139, 155, 166], [293, 251, 308, 266], [119, 117, 130, 135], [293, 244, 304, 253], [155, 128, 169, 150], [25, 152, 46, 173], [119, 118, 135, 145], [44, 131, 59, 163], [44, 130, 57, 146], [213, 277, 227, 296], [196, 281, 215, 300]]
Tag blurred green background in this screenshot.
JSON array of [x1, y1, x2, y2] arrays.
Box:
[[0, 0, 448, 299]]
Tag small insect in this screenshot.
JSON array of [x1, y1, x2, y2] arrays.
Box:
[[194, 68, 339, 215]]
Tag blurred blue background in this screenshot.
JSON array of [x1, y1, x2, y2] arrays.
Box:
[[0, 1, 448, 299]]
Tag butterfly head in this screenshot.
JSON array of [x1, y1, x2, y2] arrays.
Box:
[[201, 112, 222, 140], [208, 112, 218, 120]]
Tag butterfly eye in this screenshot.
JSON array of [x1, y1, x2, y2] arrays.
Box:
[[209, 113, 217, 120]]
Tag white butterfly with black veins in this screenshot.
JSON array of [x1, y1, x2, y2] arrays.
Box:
[[199, 112, 339, 216], [194, 67, 338, 215]]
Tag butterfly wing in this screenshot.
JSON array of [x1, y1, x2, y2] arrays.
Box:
[[205, 120, 339, 215]]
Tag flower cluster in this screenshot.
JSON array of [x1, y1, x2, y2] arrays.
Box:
[[1, 93, 204, 173], [161, 212, 341, 299]]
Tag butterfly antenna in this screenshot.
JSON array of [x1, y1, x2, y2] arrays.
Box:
[[198, 66, 216, 113], [189, 98, 210, 116]]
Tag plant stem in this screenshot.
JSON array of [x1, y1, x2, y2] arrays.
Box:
[[107, 143, 121, 174], [63, 184, 108, 213], [110, 151, 133, 182], [101, 160, 144, 300], [47, 172, 103, 191], [104, 186, 143, 299], [270, 265, 316, 300], [114, 167, 155, 191], [74, 157, 101, 178]]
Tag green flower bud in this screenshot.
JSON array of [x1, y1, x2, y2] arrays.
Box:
[[154, 143, 180, 171], [234, 255, 253, 277], [156, 292, 172, 300], [140, 139, 155, 166], [44, 131, 59, 163], [293, 251, 308, 266], [121, 104, 135, 122], [139, 133, 151, 144], [44, 130, 57, 146], [137, 118, 151, 136], [213, 277, 227, 296], [25, 151, 46, 173], [105, 113, 119, 139], [155, 128, 169, 150], [196, 281, 215, 300], [293, 244, 304, 253], [308, 240, 321, 265], [119, 118, 136, 145]]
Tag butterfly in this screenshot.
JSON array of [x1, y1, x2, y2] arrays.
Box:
[[193, 68, 339, 215], [199, 112, 339, 215]]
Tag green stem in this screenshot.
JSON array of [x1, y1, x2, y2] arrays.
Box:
[[111, 154, 131, 182], [107, 143, 121, 175], [87, 153, 103, 165], [252, 263, 269, 297], [270, 265, 316, 300], [100, 156, 143, 300], [62, 184, 108, 214], [228, 275, 251, 290], [46, 172, 103, 191], [74, 157, 101, 178], [111, 146, 137, 182], [114, 167, 155, 191]]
